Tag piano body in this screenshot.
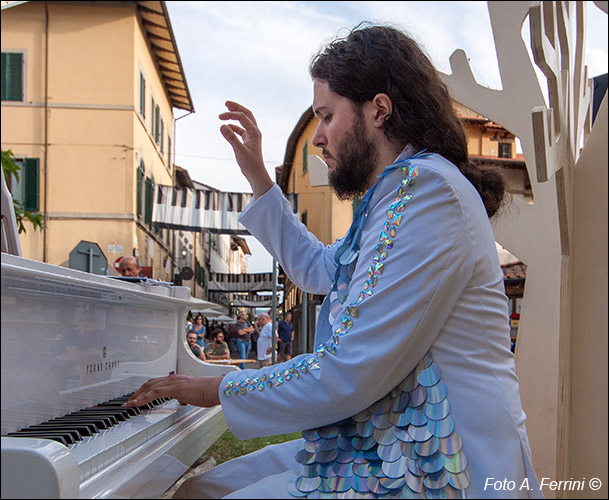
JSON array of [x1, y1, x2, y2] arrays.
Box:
[[0, 252, 238, 498]]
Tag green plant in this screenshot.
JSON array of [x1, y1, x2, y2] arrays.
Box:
[[1, 149, 44, 233]]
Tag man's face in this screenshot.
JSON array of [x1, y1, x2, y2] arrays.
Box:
[[187, 333, 197, 346], [120, 258, 140, 277], [312, 79, 378, 200]]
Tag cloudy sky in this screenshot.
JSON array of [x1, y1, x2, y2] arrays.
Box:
[[165, 1, 608, 272]]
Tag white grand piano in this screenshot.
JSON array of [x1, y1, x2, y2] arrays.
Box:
[[1, 175, 238, 498]]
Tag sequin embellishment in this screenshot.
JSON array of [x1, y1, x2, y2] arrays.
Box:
[[288, 353, 470, 498], [222, 155, 427, 400]]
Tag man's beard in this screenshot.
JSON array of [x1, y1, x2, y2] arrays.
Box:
[[327, 114, 378, 201]]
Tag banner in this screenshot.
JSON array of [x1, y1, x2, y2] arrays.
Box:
[[231, 293, 281, 308], [152, 185, 253, 234], [208, 272, 282, 292]]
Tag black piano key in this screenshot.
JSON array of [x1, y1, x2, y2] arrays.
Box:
[[93, 403, 141, 416], [20, 426, 84, 441], [52, 415, 112, 431], [32, 423, 94, 437], [47, 418, 102, 433], [5, 392, 173, 450], [70, 410, 121, 424], [6, 432, 70, 446], [83, 406, 133, 420]]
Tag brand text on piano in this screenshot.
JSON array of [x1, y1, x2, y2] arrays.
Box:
[[86, 359, 120, 374]]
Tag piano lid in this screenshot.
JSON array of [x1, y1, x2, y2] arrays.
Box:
[[1, 253, 197, 435]]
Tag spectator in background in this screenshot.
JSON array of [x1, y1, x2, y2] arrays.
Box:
[[204, 329, 231, 361], [226, 321, 239, 357], [234, 310, 254, 369], [118, 256, 143, 277], [185, 312, 194, 334], [186, 331, 206, 361], [277, 312, 294, 362], [255, 313, 273, 368], [192, 314, 206, 348]]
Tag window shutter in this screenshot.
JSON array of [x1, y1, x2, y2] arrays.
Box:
[[302, 140, 308, 174], [160, 118, 164, 153], [139, 73, 146, 117], [167, 136, 172, 167], [137, 161, 144, 217], [1, 52, 24, 102], [23, 158, 39, 211], [155, 106, 160, 144], [151, 96, 155, 136], [144, 177, 153, 226]]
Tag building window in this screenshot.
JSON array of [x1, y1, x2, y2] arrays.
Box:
[[1, 52, 24, 102], [302, 140, 308, 174], [499, 143, 512, 159], [7, 158, 40, 211], [139, 72, 146, 118], [301, 209, 308, 228]]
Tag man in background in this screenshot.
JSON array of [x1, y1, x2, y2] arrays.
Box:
[[255, 313, 273, 368], [118, 256, 143, 277], [276, 311, 294, 361]]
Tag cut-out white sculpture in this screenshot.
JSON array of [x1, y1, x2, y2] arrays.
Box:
[[441, 1, 607, 494]]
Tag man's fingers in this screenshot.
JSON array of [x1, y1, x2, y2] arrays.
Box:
[[227, 124, 245, 136], [220, 124, 246, 152], [225, 100, 257, 125], [219, 111, 259, 138], [123, 376, 174, 407]]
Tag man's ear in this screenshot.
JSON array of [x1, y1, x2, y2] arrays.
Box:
[[371, 93, 393, 128]]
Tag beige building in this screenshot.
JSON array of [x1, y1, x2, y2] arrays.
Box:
[[1, 0, 192, 280], [277, 103, 531, 352]]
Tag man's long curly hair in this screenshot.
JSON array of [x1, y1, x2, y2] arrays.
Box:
[[309, 23, 506, 218]]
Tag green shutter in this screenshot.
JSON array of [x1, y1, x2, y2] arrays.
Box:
[[151, 96, 155, 135], [160, 119, 164, 153], [139, 73, 146, 117], [23, 158, 39, 211], [144, 177, 153, 226], [167, 136, 172, 167], [1, 52, 24, 101], [137, 161, 144, 217], [155, 106, 160, 144], [302, 140, 308, 174]]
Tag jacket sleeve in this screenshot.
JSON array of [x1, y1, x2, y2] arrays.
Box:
[[223, 164, 476, 439], [238, 184, 339, 295]]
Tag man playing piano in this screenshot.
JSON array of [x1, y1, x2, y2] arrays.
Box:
[[125, 24, 542, 498]]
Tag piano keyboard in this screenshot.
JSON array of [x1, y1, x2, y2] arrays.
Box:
[[5, 394, 202, 484]]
